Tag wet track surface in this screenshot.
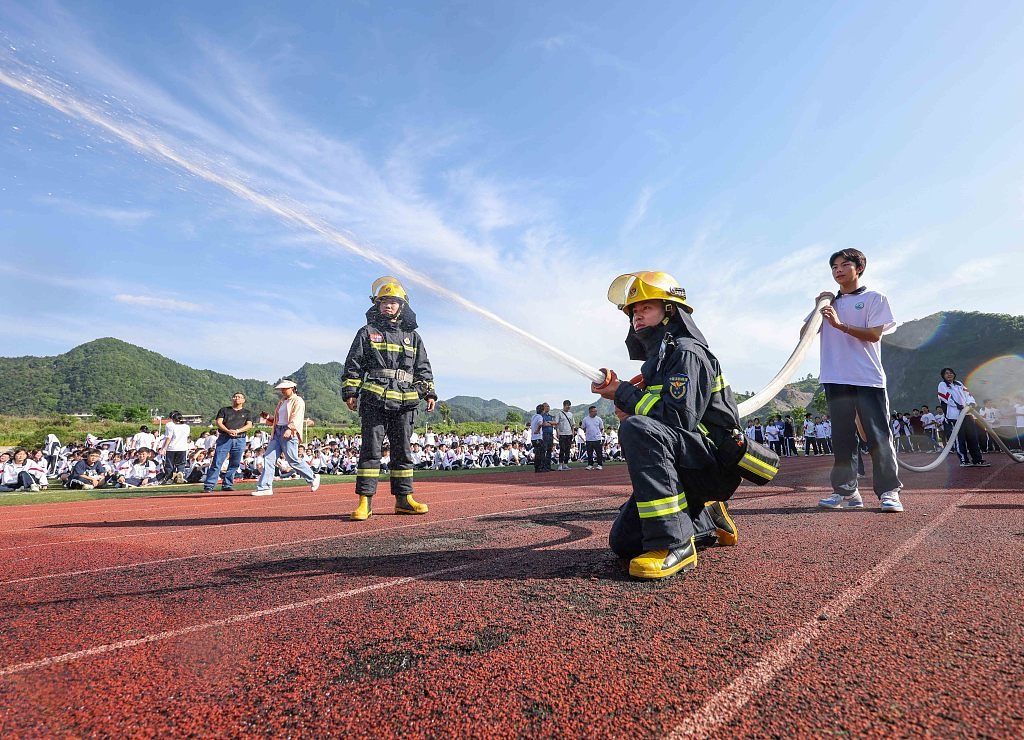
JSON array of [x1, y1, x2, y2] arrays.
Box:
[[1, 457, 1022, 737]]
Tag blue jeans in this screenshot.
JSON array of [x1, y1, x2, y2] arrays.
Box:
[[257, 427, 315, 490], [204, 434, 247, 490]]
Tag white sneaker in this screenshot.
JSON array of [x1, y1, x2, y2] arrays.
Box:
[[595, 465, 603, 470], [29, 484, 40, 492], [586, 465, 593, 470], [311, 474, 321, 492], [251, 489, 273, 497], [82, 484, 94, 490], [879, 490, 904, 512], [818, 490, 864, 509]]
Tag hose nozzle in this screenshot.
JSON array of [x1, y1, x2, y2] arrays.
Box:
[[592, 368, 618, 392]]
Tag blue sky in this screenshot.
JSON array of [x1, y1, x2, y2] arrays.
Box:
[[1, 1, 1022, 409]]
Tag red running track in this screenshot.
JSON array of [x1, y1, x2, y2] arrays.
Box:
[[1, 457, 1022, 737]]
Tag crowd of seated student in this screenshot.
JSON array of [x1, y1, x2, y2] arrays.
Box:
[[20, 423, 624, 491]]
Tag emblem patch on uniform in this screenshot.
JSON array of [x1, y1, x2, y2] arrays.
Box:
[[403, 337, 411, 345], [370, 333, 383, 342], [668, 374, 689, 400], [855, 302, 865, 310]]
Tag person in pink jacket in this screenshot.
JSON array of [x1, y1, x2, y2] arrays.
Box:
[[252, 379, 321, 496]]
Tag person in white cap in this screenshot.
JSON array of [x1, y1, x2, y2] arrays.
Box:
[[252, 379, 320, 496]]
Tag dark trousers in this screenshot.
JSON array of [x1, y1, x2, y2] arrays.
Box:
[[609, 415, 721, 555], [804, 437, 819, 455], [532, 439, 550, 472], [824, 384, 902, 498], [945, 417, 984, 465], [558, 435, 573, 464], [164, 451, 187, 480], [357, 407, 415, 497], [0, 471, 35, 492], [585, 440, 604, 466]]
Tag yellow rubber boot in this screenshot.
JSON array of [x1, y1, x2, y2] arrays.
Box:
[[705, 501, 738, 546], [395, 494, 428, 515], [628, 538, 697, 579], [350, 495, 373, 521]]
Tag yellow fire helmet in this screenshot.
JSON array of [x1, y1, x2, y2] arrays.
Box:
[[370, 275, 409, 304], [607, 271, 693, 315]]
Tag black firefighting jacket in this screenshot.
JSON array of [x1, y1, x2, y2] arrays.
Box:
[[342, 306, 437, 413], [614, 316, 743, 470]]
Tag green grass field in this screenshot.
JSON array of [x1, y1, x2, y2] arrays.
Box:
[[0, 462, 619, 507]]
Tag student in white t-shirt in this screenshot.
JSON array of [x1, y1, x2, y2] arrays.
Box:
[[937, 367, 989, 467], [159, 412, 192, 483], [811, 248, 904, 512]]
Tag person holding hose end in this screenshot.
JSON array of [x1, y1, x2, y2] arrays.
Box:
[[592, 271, 749, 580], [342, 276, 437, 521], [813, 248, 904, 512]]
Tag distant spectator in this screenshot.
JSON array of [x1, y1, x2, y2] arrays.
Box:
[[0, 448, 40, 492], [203, 392, 253, 492], [530, 403, 554, 473], [581, 405, 605, 470], [937, 367, 989, 467], [555, 400, 577, 471], [116, 448, 160, 488], [67, 448, 107, 490], [159, 411, 191, 483]]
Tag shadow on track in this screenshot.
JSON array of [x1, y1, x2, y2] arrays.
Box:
[[42, 515, 346, 528]]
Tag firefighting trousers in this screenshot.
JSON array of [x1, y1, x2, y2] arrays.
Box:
[[609, 415, 718, 557], [356, 407, 416, 497]]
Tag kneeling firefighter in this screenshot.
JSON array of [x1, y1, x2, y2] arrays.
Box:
[[592, 271, 777, 579], [342, 276, 438, 520]]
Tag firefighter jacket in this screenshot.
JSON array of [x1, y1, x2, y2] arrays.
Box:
[[342, 305, 437, 413], [613, 316, 742, 471]]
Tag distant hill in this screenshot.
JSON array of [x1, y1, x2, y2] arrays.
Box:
[[882, 311, 1024, 410], [0, 338, 280, 419], [0, 339, 518, 425], [2, 311, 1020, 426]]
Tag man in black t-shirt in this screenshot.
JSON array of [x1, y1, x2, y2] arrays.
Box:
[[203, 392, 254, 492]]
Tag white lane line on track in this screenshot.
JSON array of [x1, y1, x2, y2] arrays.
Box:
[[0, 494, 617, 676], [0, 563, 476, 677], [0, 478, 615, 550], [0, 493, 620, 586], [667, 474, 1000, 738]]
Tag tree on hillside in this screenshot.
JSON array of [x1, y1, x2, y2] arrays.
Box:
[[124, 405, 150, 423], [94, 403, 125, 420], [505, 410, 523, 425], [438, 402, 453, 429]]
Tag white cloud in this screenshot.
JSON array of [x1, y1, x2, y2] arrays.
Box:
[[113, 294, 205, 312], [35, 196, 153, 225]]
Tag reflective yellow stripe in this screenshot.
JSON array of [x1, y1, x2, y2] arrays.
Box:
[[697, 423, 709, 435], [359, 382, 419, 402], [635, 392, 660, 416], [647, 384, 662, 392], [342, 378, 362, 388], [390, 469, 414, 478], [369, 341, 415, 354], [739, 453, 778, 477], [636, 492, 688, 519], [355, 469, 380, 477], [710, 375, 729, 393]]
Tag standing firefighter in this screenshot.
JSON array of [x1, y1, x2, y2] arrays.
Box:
[[343, 276, 437, 520], [593, 271, 767, 580]]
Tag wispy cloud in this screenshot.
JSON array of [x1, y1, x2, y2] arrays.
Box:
[[620, 185, 655, 237], [34, 196, 153, 225], [113, 294, 205, 312]]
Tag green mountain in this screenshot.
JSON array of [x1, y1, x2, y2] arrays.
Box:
[[883, 311, 1024, 410], [2, 312, 1019, 427], [0, 338, 280, 419]]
